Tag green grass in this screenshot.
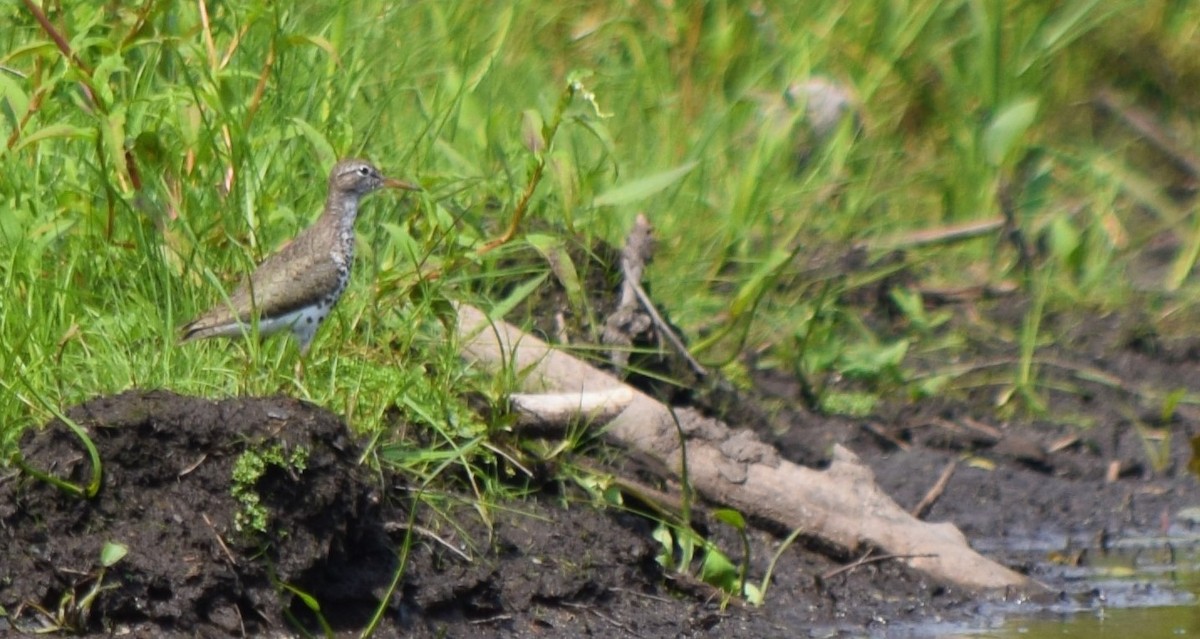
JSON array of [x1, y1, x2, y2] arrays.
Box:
[[4, 0, 1200, 476]]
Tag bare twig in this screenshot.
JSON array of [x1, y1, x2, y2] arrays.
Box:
[[242, 41, 276, 131], [178, 453, 208, 477], [201, 513, 238, 566], [561, 601, 646, 638], [910, 460, 957, 520], [603, 213, 708, 376], [866, 216, 1005, 251], [861, 422, 910, 451], [821, 550, 937, 580], [383, 521, 472, 562], [1095, 89, 1200, 178]]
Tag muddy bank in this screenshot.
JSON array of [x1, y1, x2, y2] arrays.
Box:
[[4, 293, 1200, 637], [0, 390, 977, 638]]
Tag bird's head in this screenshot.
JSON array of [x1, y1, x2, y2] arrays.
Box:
[[330, 158, 420, 196]]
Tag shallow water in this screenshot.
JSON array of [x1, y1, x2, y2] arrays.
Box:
[[957, 533, 1200, 639]]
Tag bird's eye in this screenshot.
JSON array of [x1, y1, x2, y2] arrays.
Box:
[[358, 166, 370, 176]]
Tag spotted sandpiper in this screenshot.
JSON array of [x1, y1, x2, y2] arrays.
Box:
[[180, 158, 419, 354]]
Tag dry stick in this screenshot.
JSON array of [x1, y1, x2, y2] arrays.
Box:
[[615, 214, 708, 376], [910, 460, 957, 520], [198, 0, 219, 70], [560, 601, 646, 638], [821, 551, 937, 581], [861, 422, 910, 451], [604, 214, 653, 367], [242, 41, 276, 131], [476, 158, 545, 256], [119, 0, 160, 49], [630, 278, 708, 378], [201, 513, 239, 566], [865, 216, 1005, 251], [382, 522, 472, 562], [1095, 89, 1200, 179]]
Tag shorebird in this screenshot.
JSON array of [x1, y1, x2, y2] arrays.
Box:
[[180, 158, 418, 354]]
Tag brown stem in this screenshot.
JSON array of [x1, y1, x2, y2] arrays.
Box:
[[119, 0, 158, 49], [20, 0, 93, 75], [20, 0, 102, 111], [6, 60, 46, 149], [475, 157, 545, 256], [242, 41, 275, 131]]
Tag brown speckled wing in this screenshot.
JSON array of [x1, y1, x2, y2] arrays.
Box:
[[180, 224, 343, 339]]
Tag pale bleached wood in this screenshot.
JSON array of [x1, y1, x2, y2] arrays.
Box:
[[457, 304, 1040, 592]]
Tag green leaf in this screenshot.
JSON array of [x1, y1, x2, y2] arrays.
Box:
[[0, 73, 29, 124], [700, 545, 738, 592], [839, 339, 908, 380], [521, 109, 545, 154], [290, 117, 337, 168], [101, 106, 131, 192], [713, 508, 746, 530], [652, 524, 674, 569], [13, 123, 96, 152], [1045, 215, 1080, 262], [594, 161, 698, 207], [280, 582, 321, 612], [526, 234, 585, 314], [983, 97, 1038, 167], [99, 541, 128, 568], [486, 272, 548, 321], [465, 5, 513, 92]]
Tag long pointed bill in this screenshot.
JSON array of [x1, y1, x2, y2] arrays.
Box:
[[384, 177, 421, 191]]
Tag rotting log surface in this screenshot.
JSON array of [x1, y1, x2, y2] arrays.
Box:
[[457, 304, 1040, 592]]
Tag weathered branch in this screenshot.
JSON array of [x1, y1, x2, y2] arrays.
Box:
[[457, 304, 1042, 593]]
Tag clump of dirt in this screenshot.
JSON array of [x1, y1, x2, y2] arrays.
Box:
[[0, 391, 392, 636]]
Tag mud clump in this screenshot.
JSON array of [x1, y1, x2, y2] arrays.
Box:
[[0, 390, 391, 636]]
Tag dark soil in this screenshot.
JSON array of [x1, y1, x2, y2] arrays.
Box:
[[4, 285, 1200, 637]]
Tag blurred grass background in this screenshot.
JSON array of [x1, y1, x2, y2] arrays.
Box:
[[4, 0, 1200, 470]]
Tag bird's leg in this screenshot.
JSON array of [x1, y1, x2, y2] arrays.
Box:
[[293, 341, 310, 380]]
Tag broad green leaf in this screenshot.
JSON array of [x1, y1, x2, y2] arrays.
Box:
[[713, 508, 746, 530], [92, 53, 128, 107], [521, 109, 545, 154], [101, 106, 132, 192], [0, 41, 57, 65], [1045, 215, 1080, 262], [290, 117, 337, 167], [99, 541, 128, 567], [983, 97, 1038, 167], [594, 161, 698, 207], [486, 272, 548, 321], [285, 34, 340, 64], [464, 5, 513, 92], [699, 545, 738, 592], [13, 124, 96, 151], [0, 73, 29, 123], [526, 234, 585, 314]]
